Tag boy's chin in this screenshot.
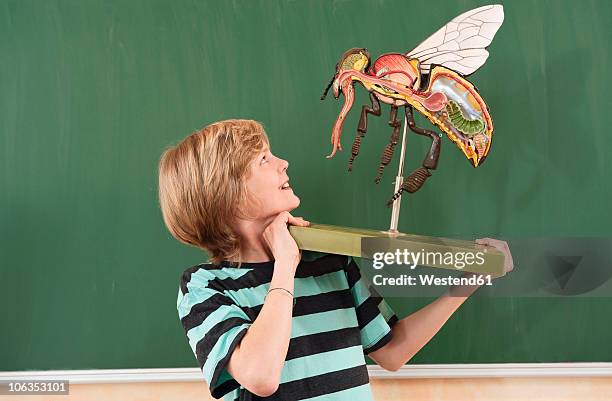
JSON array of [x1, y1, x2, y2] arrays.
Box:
[[263, 194, 300, 217], [282, 195, 301, 213], [290, 194, 301, 209]]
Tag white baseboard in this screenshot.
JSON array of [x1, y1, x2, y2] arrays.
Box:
[[1, 363, 611, 383]]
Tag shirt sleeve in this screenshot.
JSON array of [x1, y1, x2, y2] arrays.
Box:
[[344, 256, 399, 354], [177, 283, 252, 399]]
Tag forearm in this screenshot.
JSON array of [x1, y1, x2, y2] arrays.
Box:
[[232, 261, 295, 392], [383, 277, 482, 369]]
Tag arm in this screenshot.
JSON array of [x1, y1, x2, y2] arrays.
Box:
[[368, 275, 481, 371], [227, 212, 309, 397], [227, 261, 296, 397], [369, 237, 514, 371]]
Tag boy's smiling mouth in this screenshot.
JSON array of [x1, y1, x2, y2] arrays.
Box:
[[280, 180, 291, 190]]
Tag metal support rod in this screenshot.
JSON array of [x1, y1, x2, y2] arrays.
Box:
[[388, 114, 409, 233]]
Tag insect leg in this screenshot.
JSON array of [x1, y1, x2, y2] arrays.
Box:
[[385, 106, 440, 206], [374, 105, 401, 184], [406, 105, 441, 169], [348, 92, 381, 172], [386, 167, 431, 207]]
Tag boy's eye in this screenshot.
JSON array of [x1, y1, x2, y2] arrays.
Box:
[[261, 155, 267, 164]]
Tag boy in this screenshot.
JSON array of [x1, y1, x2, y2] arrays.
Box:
[[158, 119, 513, 400]]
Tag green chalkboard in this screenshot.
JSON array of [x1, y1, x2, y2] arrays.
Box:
[[2, 0, 611, 371]]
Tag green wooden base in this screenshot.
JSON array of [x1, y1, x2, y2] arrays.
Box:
[[289, 223, 506, 277]]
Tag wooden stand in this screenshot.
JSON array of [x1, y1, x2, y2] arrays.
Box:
[[289, 223, 505, 277]]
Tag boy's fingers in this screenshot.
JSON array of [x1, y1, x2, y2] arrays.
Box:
[[476, 237, 507, 250], [287, 215, 310, 226], [475, 238, 514, 274]]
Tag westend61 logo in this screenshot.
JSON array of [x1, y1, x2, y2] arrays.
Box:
[[372, 248, 486, 270]]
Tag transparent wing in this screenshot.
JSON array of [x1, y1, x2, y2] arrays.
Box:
[[406, 4, 504, 77]]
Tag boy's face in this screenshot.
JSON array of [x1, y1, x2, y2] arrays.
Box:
[[243, 144, 300, 220]]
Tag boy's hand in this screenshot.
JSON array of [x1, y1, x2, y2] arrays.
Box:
[[475, 237, 514, 277], [262, 212, 310, 270]]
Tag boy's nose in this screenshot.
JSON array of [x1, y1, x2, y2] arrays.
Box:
[[280, 159, 289, 172]]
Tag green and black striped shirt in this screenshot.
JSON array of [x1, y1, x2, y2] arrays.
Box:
[[177, 251, 398, 400]]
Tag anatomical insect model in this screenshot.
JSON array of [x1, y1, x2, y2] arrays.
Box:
[[321, 4, 504, 206]]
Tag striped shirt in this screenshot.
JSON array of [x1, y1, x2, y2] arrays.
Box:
[[176, 251, 399, 400]]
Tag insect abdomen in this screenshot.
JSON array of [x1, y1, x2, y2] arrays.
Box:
[[446, 100, 484, 136]]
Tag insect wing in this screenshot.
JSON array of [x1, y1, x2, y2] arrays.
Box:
[[406, 4, 504, 77]]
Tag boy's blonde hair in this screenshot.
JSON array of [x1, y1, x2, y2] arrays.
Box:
[[158, 119, 269, 265]]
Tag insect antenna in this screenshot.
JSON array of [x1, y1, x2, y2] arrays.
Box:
[[320, 74, 335, 100]]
